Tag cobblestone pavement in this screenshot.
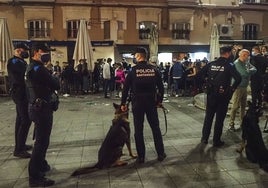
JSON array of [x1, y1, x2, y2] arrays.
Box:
[[1, 94, 268, 188]]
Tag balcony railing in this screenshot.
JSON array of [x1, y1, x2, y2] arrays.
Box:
[[240, 0, 268, 4]]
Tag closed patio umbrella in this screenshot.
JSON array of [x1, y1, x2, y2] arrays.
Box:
[[209, 23, 220, 61], [73, 19, 94, 71], [0, 18, 13, 74], [149, 24, 158, 64]]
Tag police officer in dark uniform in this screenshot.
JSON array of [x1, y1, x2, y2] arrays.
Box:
[[7, 42, 32, 158], [120, 47, 166, 163], [199, 46, 241, 147], [26, 42, 60, 187]]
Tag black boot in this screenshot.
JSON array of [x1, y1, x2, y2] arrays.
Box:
[[29, 177, 55, 187]]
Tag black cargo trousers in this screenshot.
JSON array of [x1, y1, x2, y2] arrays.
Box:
[[131, 95, 165, 159], [28, 102, 53, 179]]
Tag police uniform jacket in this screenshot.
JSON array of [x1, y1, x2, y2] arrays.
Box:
[[7, 56, 28, 100], [121, 61, 164, 105], [26, 59, 60, 103], [200, 57, 241, 93]]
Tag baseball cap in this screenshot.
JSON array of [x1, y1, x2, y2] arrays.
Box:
[[13, 42, 30, 50], [31, 42, 53, 52], [132, 47, 148, 55], [220, 46, 233, 54]]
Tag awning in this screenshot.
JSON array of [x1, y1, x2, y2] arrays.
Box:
[[116, 44, 209, 54], [158, 45, 209, 53]]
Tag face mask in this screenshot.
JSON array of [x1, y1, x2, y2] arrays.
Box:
[[40, 53, 51, 63], [20, 51, 29, 59]]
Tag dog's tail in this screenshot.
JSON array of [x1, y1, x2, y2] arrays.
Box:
[[71, 164, 99, 176]]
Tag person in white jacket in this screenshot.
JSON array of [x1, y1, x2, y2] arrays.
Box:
[[103, 58, 112, 98]]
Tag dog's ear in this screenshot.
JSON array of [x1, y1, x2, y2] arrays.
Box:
[[113, 103, 119, 109]]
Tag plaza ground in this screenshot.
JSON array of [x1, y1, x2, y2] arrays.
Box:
[[1, 94, 268, 188]]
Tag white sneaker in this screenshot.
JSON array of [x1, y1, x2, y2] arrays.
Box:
[[175, 94, 179, 97], [63, 93, 70, 97]]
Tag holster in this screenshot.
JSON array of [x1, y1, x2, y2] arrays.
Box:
[[203, 83, 213, 94], [31, 98, 45, 111]]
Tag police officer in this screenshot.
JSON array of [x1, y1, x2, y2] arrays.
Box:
[[26, 42, 60, 187], [200, 46, 241, 147], [7, 42, 32, 158], [121, 47, 166, 163]]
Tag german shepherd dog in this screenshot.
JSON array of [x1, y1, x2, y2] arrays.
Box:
[[236, 101, 268, 172], [71, 103, 136, 176]]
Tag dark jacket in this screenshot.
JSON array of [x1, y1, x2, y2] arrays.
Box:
[[61, 65, 74, 82], [250, 54, 267, 84], [7, 56, 28, 101], [26, 59, 60, 103], [121, 61, 164, 105], [171, 61, 185, 79], [199, 57, 242, 93]]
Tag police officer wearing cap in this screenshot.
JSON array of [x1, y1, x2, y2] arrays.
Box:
[[26, 42, 60, 187], [121, 47, 166, 163], [7, 42, 32, 158], [199, 46, 241, 147]]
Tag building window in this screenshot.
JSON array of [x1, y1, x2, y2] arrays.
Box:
[[67, 20, 80, 38], [104, 21, 110, 40], [243, 23, 259, 40], [28, 20, 50, 39], [104, 20, 125, 40], [118, 21, 123, 31], [117, 21, 124, 40], [172, 23, 190, 40], [139, 21, 156, 40], [240, 0, 268, 3]]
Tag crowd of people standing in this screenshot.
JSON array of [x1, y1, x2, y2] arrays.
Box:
[[35, 44, 268, 104], [47, 57, 131, 98]]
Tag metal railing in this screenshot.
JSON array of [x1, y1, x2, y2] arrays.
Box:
[[240, 0, 268, 4]]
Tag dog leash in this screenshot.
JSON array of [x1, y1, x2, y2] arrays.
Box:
[[158, 105, 169, 136], [264, 115, 268, 133], [125, 93, 168, 136]]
